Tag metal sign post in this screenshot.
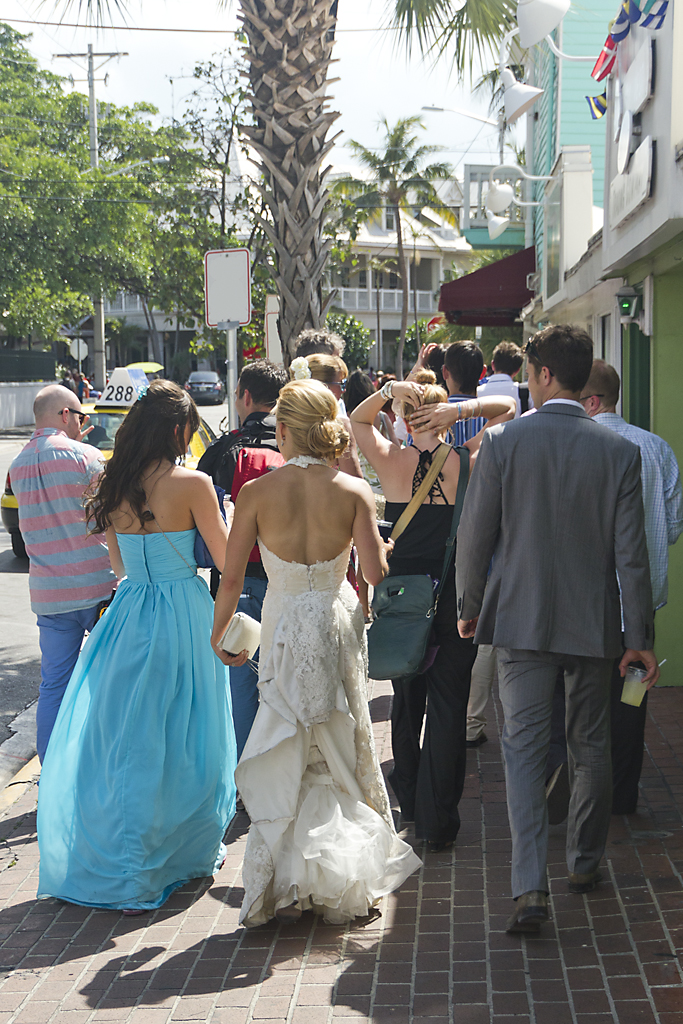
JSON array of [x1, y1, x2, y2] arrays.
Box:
[[217, 321, 240, 430], [70, 338, 88, 376], [204, 248, 252, 433]]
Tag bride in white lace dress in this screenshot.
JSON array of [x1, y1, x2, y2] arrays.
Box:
[[212, 379, 421, 927]]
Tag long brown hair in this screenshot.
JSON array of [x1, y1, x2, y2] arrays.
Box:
[[85, 379, 199, 533]]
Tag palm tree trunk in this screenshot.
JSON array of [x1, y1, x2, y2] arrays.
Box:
[[239, 0, 342, 363], [394, 205, 409, 380]]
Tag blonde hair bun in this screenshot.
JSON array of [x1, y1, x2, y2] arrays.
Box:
[[412, 368, 438, 386], [401, 369, 447, 420], [276, 379, 349, 462]]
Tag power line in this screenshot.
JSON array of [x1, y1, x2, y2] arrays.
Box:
[[0, 194, 165, 203], [1, 16, 397, 34]]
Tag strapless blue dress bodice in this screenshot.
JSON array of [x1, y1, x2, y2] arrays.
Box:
[[117, 529, 197, 583], [37, 528, 237, 911]]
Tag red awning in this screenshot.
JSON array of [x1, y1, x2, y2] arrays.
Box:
[[439, 247, 536, 327]]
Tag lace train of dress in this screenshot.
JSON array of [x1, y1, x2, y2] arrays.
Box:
[[236, 539, 421, 927]]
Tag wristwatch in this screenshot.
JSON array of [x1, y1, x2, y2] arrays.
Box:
[[380, 380, 394, 401]]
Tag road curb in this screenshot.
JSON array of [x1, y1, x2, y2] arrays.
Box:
[[0, 754, 40, 817]]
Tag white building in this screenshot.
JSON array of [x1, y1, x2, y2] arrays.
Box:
[[327, 178, 476, 371]]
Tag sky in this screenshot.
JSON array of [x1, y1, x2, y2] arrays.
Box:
[[2, 0, 520, 175]]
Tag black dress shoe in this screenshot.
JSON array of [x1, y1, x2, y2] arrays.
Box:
[[466, 734, 488, 748], [426, 840, 455, 854], [568, 870, 602, 893], [546, 762, 570, 825], [506, 891, 548, 934]]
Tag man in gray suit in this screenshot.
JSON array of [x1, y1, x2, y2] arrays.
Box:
[[454, 325, 658, 934]]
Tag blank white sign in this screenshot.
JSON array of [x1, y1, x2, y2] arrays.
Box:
[[204, 248, 252, 327]]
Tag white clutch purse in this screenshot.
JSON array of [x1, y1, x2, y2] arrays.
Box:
[[219, 612, 261, 659]]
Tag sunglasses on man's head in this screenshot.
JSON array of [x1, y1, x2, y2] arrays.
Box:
[[523, 340, 554, 377], [60, 408, 87, 425]]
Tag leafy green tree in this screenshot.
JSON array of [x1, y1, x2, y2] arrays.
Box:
[[325, 313, 373, 371], [0, 24, 173, 346], [3, 276, 92, 345], [334, 117, 453, 378], [0, 28, 255, 360]]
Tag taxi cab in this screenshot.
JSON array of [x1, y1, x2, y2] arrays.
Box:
[[1, 370, 216, 558]]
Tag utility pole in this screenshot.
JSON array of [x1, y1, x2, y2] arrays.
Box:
[[55, 45, 127, 391]]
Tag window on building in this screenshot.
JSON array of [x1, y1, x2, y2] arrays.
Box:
[[385, 208, 395, 231], [359, 269, 367, 289]]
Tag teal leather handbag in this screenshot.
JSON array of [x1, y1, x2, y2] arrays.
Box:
[[367, 446, 469, 681]]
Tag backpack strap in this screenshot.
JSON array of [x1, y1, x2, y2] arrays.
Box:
[[518, 382, 529, 414]]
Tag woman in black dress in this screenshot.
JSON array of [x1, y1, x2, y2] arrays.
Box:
[[350, 371, 515, 851]]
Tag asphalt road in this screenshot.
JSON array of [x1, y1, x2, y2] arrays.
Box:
[[0, 401, 230, 788], [197, 399, 230, 438]]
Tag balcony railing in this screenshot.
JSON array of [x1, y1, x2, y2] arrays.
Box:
[[338, 288, 436, 313]]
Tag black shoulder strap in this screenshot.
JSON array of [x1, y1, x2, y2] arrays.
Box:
[[435, 446, 470, 605]]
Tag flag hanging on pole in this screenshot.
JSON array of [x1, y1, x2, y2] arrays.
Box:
[[586, 92, 608, 119], [591, 34, 617, 81], [641, 0, 669, 28], [611, 1, 638, 41]]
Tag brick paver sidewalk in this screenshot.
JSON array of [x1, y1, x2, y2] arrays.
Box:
[[1, 679, 683, 1024]]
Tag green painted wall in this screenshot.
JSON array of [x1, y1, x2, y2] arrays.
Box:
[[560, 1, 615, 207], [531, 2, 614, 274], [649, 264, 683, 685]]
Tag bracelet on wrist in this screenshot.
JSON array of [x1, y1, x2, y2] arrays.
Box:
[[380, 380, 394, 401]]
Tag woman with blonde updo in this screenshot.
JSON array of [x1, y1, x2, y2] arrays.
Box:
[[351, 370, 516, 853], [212, 378, 421, 928]]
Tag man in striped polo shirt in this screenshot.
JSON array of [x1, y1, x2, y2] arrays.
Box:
[[10, 384, 116, 761], [443, 342, 488, 446]]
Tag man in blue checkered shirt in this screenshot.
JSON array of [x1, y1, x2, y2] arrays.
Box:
[[581, 360, 683, 813]]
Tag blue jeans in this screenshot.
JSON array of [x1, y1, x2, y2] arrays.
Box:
[[230, 576, 268, 759], [36, 605, 100, 762]]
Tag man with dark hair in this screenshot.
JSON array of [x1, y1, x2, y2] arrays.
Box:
[[478, 341, 524, 418], [442, 341, 487, 445], [456, 324, 658, 934], [197, 358, 288, 756], [294, 328, 345, 359], [236, 360, 288, 410]]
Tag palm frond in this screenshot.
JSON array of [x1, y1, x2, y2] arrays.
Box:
[[44, 0, 130, 25], [390, 0, 517, 80]]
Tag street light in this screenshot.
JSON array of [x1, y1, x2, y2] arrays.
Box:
[[500, 69, 544, 125], [486, 210, 511, 240], [422, 104, 504, 162], [516, 0, 570, 48], [99, 157, 170, 177], [484, 162, 555, 239], [421, 105, 498, 127]]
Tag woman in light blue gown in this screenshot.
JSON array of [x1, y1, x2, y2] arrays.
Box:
[[37, 380, 237, 913]]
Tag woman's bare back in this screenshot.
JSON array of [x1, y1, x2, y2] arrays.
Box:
[[109, 464, 198, 534], [249, 464, 361, 565]]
